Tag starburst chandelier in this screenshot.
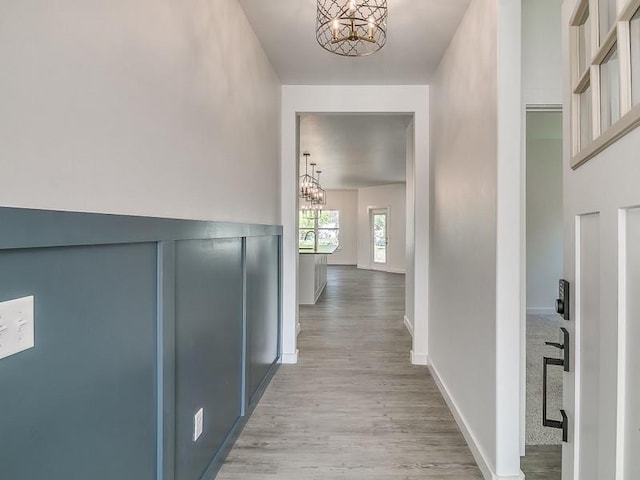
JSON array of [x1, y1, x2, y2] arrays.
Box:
[[316, 0, 388, 57]]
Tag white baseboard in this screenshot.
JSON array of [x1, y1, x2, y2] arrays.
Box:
[[404, 315, 414, 337], [357, 264, 406, 274], [296, 322, 301, 337], [428, 361, 524, 480], [410, 351, 428, 365], [383, 267, 406, 274], [281, 350, 298, 364], [526, 308, 556, 315]]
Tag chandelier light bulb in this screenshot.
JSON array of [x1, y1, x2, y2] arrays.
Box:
[[332, 18, 340, 39]]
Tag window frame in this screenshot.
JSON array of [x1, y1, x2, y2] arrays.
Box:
[[570, 0, 640, 168]]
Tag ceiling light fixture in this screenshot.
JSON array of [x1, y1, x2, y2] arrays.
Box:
[[316, 0, 388, 57], [299, 153, 328, 212]]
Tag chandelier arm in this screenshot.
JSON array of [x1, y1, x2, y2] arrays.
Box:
[[331, 36, 376, 45]]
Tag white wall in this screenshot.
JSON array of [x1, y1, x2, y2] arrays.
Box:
[[429, 0, 498, 472], [428, 0, 522, 477], [324, 190, 358, 265], [526, 112, 563, 313], [523, 0, 563, 105], [357, 183, 406, 274], [0, 0, 281, 225]]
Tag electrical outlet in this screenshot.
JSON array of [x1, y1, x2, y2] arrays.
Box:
[[193, 407, 204, 442], [0, 296, 35, 361]]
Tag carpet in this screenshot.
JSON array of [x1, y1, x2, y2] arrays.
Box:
[[526, 314, 563, 445]]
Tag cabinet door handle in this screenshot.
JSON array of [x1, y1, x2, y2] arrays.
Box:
[[542, 356, 568, 442]]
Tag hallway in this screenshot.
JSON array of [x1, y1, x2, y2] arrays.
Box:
[[217, 266, 482, 479]]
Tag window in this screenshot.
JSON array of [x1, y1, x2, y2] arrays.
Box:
[[599, 0, 617, 41], [570, 0, 640, 167], [632, 8, 640, 105], [580, 82, 593, 149], [600, 44, 620, 130], [299, 210, 340, 248], [577, 8, 591, 77]]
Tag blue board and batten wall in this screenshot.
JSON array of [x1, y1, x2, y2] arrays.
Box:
[[0, 207, 282, 480]]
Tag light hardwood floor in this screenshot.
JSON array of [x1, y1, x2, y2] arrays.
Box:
[[520, 445, 561, 480], [216, 266, 483, 479]]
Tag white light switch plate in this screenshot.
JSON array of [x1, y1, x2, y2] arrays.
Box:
[[193, 407, 204, 442], [0, 296, 35, 360]]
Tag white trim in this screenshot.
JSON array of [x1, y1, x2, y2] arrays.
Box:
[[382, 267, 406, 274], [429, 361, 525, 480], [357, 265, 406, 275], [296, 322, 301, 338], [281, 350, 299, 364], [615, 207, 630, 480], [573, 214, 582, 479], [410, 351, 428, 365], [404, 315, 413, 337], [496, 0, 524, 474], [526, 307, 558, 315], [281, 85, 430, 368]]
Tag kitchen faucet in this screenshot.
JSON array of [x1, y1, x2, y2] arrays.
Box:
[[303, 230, 318, 250]]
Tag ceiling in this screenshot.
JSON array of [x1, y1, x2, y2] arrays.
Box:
[[300, 114, 412, 189], [238, 0, 471, 84]]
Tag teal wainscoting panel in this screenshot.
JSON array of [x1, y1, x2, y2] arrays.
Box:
[[246, 236, 280, 405], [174, 239, 244, 480], [0, 243, 158, 480], [0, 207, 282, 480]]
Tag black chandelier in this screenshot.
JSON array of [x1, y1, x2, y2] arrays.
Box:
[[299, 153, 327, 212], [316, 0, 388, 57]]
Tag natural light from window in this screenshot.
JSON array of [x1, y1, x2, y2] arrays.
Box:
[[299, 210, 340, 249]]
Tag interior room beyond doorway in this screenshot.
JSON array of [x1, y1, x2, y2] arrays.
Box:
[[521, 109, 563, 480], [296, 113, 414, 326]]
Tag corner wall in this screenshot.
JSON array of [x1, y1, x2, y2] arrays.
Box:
[[0, 0, 281, 225], [428, 0, 522, 477], [429, 0, 498, 472]]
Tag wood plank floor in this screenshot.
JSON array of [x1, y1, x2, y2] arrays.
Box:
[[520, 445, 561, 480], [216, 266, 483, 479]]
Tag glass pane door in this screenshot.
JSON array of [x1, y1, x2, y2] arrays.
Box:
[[372, 209, 388, 265]]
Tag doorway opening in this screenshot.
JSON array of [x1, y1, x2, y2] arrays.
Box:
[[294, 113, 415, 351], [521, 108, 564, 480]]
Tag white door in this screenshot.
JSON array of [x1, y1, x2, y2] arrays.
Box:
[[371, 208, 388, 268], [561, 1, 640, 478]]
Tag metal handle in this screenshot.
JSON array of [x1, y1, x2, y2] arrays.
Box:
[[545, 327, 570, 372], [543, 356, 568, 442]]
